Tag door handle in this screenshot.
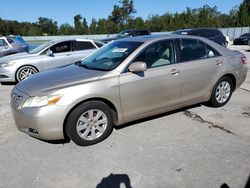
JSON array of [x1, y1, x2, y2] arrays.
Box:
[[170, 69, 180, 75], [66, 54, 72, 56], [216, 60, 223, 66]]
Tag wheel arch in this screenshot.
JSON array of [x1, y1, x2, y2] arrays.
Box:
[[63, 97, 119, 139], [15, 64, 39, 82], [220, 73, 236, 91]]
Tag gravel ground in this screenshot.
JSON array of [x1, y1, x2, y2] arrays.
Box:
[[0, 45, 249, 188]]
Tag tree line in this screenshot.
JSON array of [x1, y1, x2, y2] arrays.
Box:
[[0, 0, 249, 36]]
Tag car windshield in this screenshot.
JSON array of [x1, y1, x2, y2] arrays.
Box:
[[117, 30, 131, 38], [79, 41, 143, 71], [29, 41, 54, 54], [241, 33, 250, 37]]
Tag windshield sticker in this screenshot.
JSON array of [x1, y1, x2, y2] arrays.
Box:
[[112, 48, 128, 53]]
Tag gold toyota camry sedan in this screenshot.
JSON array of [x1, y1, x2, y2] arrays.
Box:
[[11, 35, 248, 146]]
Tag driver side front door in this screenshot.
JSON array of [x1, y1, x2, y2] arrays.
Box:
[[119, 40, 182, 121]]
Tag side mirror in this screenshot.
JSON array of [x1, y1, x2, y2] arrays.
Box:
[[207, 50, 215, 58], [128, 61, 147, 73], [46, 49, 53, 56]]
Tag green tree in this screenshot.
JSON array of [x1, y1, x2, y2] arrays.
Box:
[[109, 0, 136, 25], [239, 0, 250, 26], [82, 18, 88, 34], [37, 17, 58, 35], [74, 14, 83, 34], [74, 14, 88, 34], [59, 23, 75, 35]]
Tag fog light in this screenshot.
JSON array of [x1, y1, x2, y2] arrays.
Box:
[[28, 128, 38, 134]]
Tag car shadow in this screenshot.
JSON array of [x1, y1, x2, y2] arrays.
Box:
[[115, 104, 201, 130], [220, 173, 250, 188], [34, 137, 71, 145], [1, 82, 16, 85], [35, 104, 201, 145], [96, 173, 132, 188]]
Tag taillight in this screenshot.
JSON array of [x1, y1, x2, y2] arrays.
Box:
[[241, 56, 247, 64]]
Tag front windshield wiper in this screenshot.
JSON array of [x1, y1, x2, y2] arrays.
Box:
[[78, 63, 108, 71]]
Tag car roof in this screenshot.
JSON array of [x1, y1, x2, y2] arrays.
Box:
[[116, 34, 235, 56], [115, 34, 207, 43], [49, 38, 95, 43]]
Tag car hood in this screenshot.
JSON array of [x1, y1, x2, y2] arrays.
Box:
[[0, 52, 36, 63], [16, 64, 105, 96]]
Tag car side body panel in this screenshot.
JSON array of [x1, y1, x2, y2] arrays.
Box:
[[10, 35, 248, 141]]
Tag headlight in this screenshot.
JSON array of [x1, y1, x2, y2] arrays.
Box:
[[22, 95, 63, 108], [0, 61, 16, 68]]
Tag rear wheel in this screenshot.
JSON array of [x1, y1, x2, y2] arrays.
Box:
[[208, 76, 233, 107], [66, 101, 113, 146], [16, 66, 38, 82]]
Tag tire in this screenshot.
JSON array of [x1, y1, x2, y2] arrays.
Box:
[[66, 101, 113, 146], [16, 66, 38, 83], [208, 76, 233, 107]]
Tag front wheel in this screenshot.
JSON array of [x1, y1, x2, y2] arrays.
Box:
[[208, 76, 233, 107], [66, 101, 113, 146], [16, 66, 38, 82]]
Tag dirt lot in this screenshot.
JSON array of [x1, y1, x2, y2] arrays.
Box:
[[0, 45, 250, 188]]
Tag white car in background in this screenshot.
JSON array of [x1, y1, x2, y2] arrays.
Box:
[[0, 36, 29, 57], [0, 39, 103, 83]]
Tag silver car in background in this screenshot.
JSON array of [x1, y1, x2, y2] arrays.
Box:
[[11, 35, 247, 146], [0, 39, 103, 83], [0, 36, 29, 58]]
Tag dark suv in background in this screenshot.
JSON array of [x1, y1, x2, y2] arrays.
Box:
[[233, 33, 250, 45], [101, 29, 151, 43], [172, 28, 226, 46]]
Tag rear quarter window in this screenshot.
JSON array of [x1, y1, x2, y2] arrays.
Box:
[[179, 39, 207, 62]]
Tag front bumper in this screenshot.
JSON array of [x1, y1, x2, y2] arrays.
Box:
[[0, 66, 16, 82], [11, 88, 67, 140]]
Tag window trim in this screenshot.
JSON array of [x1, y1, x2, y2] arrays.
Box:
[[122, 39, 177, 73], [176, 38, 222, 63]]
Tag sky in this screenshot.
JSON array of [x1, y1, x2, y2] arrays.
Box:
[[0, 0, 242, 26]]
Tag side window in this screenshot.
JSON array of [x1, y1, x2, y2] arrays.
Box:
[[50, 41, 71, 54], [7, 38, 14, 44], [130, 31, 138, 37], [0, 39, 7, 46], [138, 30, 149, 35], [133, 40, 175, 68], [179, 39, 207, 62], [73, 41, 96, 51], [205, 43, 220, 58]]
